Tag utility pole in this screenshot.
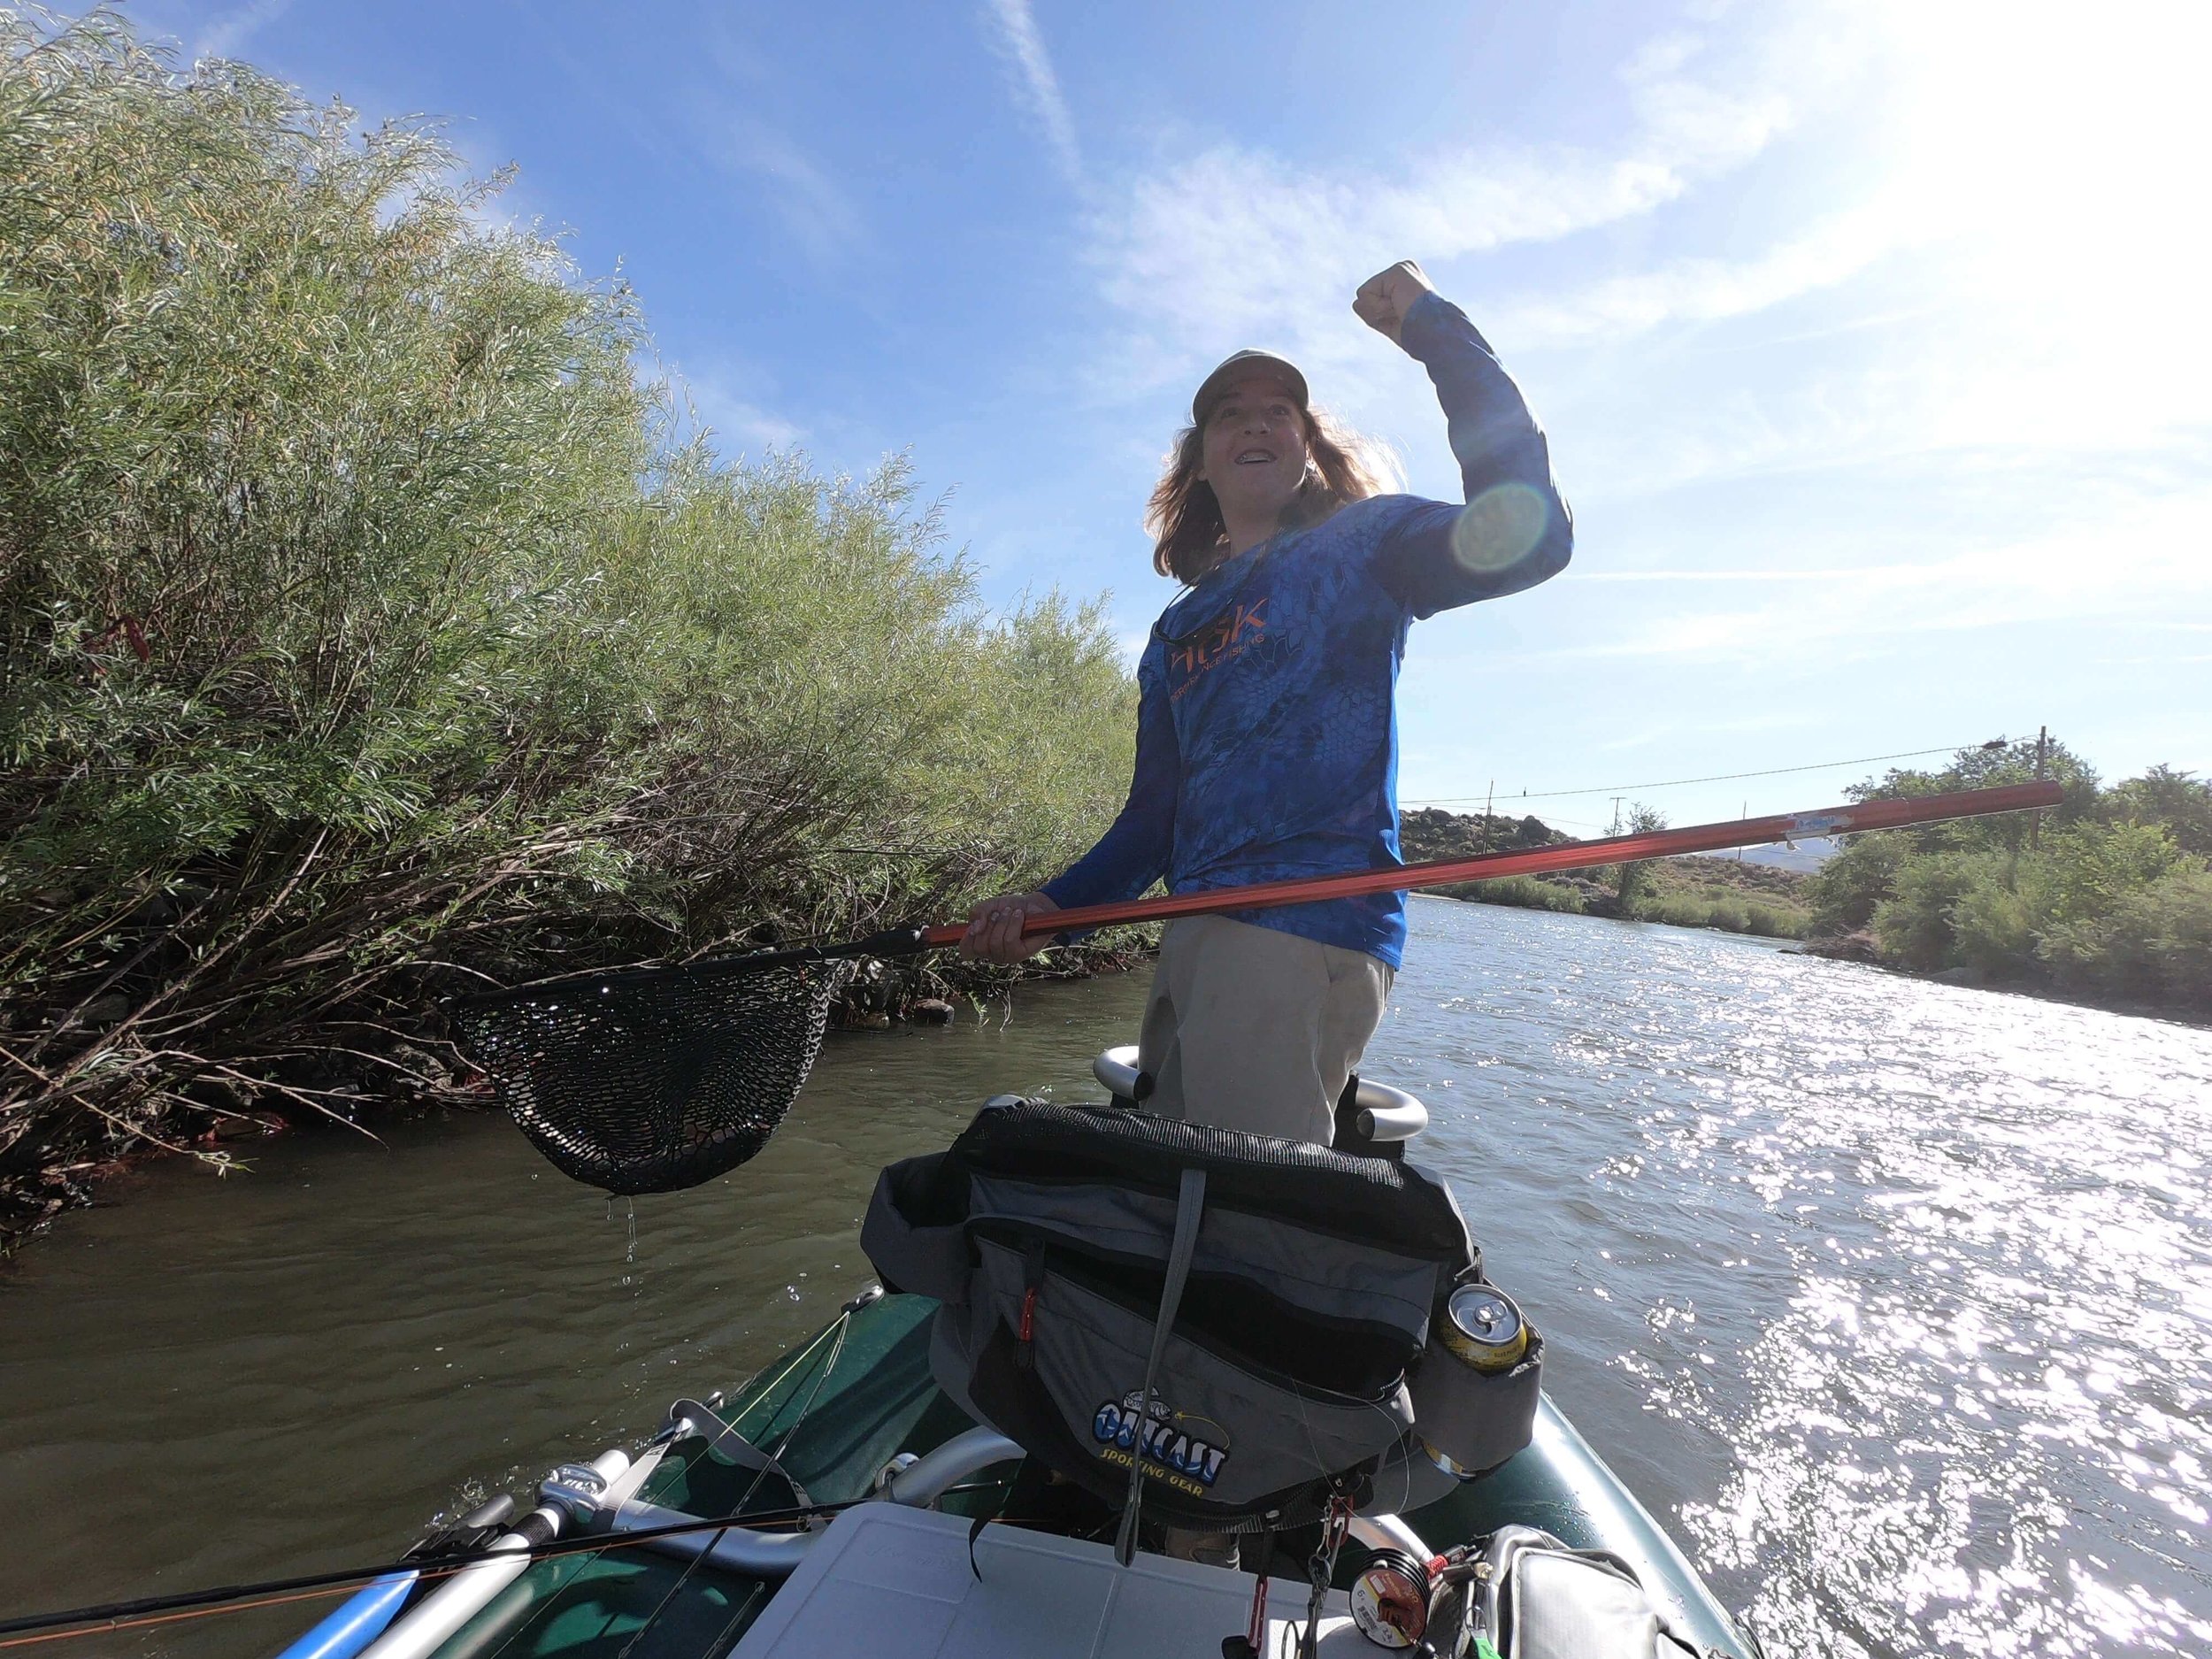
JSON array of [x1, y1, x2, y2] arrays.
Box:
[[1485, 779, 1494, 848], [1738, 799, 1747, 861], [2032, 725, 2049, 849], [1609, 796, 1624, 836]]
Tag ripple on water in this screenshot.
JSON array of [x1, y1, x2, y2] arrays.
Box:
[[1376, 899, 2212, 1659], [1, 898, 2206, 1659]]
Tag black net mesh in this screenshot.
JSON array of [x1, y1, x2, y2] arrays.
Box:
[[456, 962, 841, 1194]]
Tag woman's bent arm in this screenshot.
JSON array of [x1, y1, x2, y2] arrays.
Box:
[[1372, 290, 1573, 618]]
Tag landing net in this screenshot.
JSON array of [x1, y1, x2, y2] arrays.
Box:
[[456, 962, 841, 1194]]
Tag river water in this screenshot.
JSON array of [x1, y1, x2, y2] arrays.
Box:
[[3, 897, 2208, 1657]]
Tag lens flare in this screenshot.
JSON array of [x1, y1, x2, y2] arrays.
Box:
[[1450, 481, 1550, 573]]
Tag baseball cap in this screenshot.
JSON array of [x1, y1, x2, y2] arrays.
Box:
[[1191, 349, 1309, 424]]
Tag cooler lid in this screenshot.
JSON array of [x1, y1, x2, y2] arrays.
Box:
[[729, 1501, 1367, 1657]]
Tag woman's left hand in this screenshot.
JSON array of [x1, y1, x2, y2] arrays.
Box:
[[958, 890, 1060, 964], [1353, 260, 1436, 343]]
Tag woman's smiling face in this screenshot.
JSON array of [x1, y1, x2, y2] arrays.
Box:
[[1197, 374, 1310, 531]]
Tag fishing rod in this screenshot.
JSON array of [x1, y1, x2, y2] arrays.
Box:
[[0, 1485, 1006, 1646], [985, 780, 2062, 941], [468, 781, 2059, 988], [454, 780, 2061, 1197]]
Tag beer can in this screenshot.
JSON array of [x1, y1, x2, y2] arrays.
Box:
[[1440, 1282, 1529, 1373], [1416, 1435, 1477, 1483]]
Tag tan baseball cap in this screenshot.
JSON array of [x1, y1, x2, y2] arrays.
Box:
[[1191, 349, 1309, 424]]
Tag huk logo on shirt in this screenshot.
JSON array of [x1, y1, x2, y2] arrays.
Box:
[[1091, 1387, 1230, 1495], [1167, 595, 1267, 698]]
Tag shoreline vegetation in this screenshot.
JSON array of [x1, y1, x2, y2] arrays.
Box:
[[1799, 741, 2209, 1022], [1406, 741, 2211, 1025], [1400, 808, 1816, 939], [0, 15, 1140, 1250]]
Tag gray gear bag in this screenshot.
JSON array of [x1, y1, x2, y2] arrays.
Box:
[[860, 1099, 1541, 1532]]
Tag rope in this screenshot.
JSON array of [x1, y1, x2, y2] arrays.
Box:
[[614, 1311, 852, 1659]]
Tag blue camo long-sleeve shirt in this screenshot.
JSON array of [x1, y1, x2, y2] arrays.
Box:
[[1041, 291, 1573, 970]]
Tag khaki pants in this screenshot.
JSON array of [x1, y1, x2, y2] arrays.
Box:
[[1135, 914, 1393, 1146]]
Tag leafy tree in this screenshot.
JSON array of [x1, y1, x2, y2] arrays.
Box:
[[0, 11, 1138, 1241], [2105, 765, 2212, 856], [1849, 736, 2099, 856], [1805, 735, 2206, 1014], [1614, 803, 1666, 912], [1807, 832, 1909, 934]]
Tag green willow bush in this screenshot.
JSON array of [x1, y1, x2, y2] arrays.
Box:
[[1441, 872, 1586, 913], [1634, 891, 1809, 939], [0, 12, 1133, 1237], [1808, 741, 2210, 1016]]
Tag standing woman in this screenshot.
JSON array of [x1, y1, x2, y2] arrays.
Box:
[[964, 260, 1571, 1145]]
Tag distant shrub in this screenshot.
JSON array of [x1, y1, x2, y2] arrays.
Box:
[[2039, 868, 2212, 1011], [1949, 878, 2036, 974], [1634, 895, 1699, 929], [1807, 833, 1909, 934], [1740, 902, 1804, 939], [1632, 891, 1809, 939], [1445, 874, 1586, 913], [1802, 741, 2208, 1016], [1873, 852, 1993, 971]]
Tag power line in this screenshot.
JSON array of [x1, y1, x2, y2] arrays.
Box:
[[1402, 740, 2002, 810]]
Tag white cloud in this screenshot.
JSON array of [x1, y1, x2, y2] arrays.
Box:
[[1079, 0, 2210, 503], [1522, 493, 2212, 667], [195, 0, 291, 62], [663, 359, 804, 457], [1486, 199, 1902, 348], [1079, 13, 1844, 414], [979, 0, 1082, 185], [1588, 0, 2212, 470], [1566, 567, 1917, 583], [705, 396, 805, 455], [689, 116, 864, 265]]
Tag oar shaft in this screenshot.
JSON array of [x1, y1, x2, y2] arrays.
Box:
[[952, 780, 2060, 943]]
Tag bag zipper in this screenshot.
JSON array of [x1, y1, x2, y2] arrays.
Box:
[[1016, 1236, 1047, 1371], [961, 1164, 1466, 1257]]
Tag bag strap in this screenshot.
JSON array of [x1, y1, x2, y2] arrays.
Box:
[[666, 1396, 812, 1512], [1113, 1164, 1208, 1566]]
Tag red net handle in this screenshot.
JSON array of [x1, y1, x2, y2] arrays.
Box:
[[917, 781, 2062, 949]]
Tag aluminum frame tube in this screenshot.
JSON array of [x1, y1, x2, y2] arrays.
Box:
[[879, 1426, 1025, 1508], [600, 1497, 818, 1578], [357, 1449, 628, 1659]]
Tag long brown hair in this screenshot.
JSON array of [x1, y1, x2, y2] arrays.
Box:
[[1146, 405, 1397, 584]]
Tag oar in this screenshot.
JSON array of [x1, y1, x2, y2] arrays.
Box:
[[455, 780, 2058, 1194]]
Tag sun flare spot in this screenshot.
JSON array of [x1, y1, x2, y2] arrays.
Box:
[[1450, 481, 1551, 572]]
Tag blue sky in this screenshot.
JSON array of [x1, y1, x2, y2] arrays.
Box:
[[125, 0, 2208, 833]]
